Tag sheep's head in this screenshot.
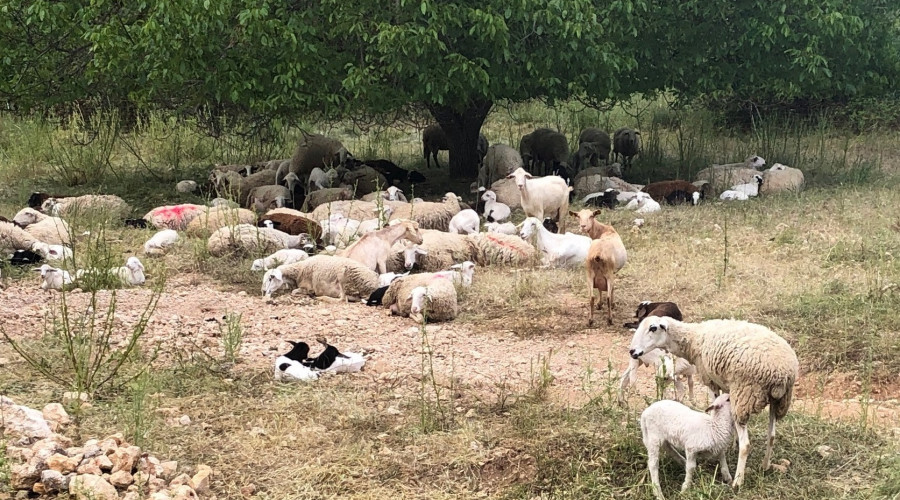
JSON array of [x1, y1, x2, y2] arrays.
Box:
[[746, 155, 766, 169], [283, 172, 301, 189], [480, 190, 497, 203], [283, 340, 311, 362], [409, 286, 431, 321], [705, 393, 732, 417], [628, 315, 670, 359], [402, 243, 427, 270], [518, 217, 540, 239], [13, 208, 43, 227], [262, 268, 285, 297], [251, 258, 266, 271], [507, 167, 532, 190], [125, 257, 145, 273], [449, 261, 476, 286], [691, 191, 701, 205], [441, 192, 462, 204], [386, 186, 403, 201]]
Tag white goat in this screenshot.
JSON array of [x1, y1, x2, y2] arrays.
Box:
[[34, 264, 73, 290], [481, 190, 511, 222], [448, 209, 480, 235], [519, 217, 590, 268], [399, 241, 427, 271], [507, 168, 570, 232]]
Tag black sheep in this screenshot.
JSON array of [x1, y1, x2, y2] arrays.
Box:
[[366, 285, 389, 306]]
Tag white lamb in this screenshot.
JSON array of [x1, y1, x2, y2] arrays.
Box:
[[115, 257, 146, 286], [719, 190, 749, 201], [34, 264, 74, 290], [273, 357, 318, 382], [308, 167, 329, 191], [378, 271, 409, 287], [251, 249, 309, 271], [448, 209, 480, 235], [432, 261, 476, 287], [624, 192, 661, 214], [481, 190, 510, 222], [507, 168, 570, 232], [319, 214, 361, 247], [484, 221, 517, 235], [618, 349, 696, 404], [519, 217, 590, 268], [640, 393, 735, 500], [730, 174, 763, 197], [31, 242, 73, 261], [143, 229, 179, 257]]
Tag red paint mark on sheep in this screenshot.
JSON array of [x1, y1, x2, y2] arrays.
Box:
[[484, 234, 528, 256]]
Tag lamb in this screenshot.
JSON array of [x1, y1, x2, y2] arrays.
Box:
[[507, 168, 570, 233], [628, 316, 800, 487], [143, 204, 207, 230], [207, 224, 311, 257], [761, 163, 805, 194], [641, 393, 735, 500], [480, 190, 510, 222], [143, 229, 179, 257], [519, 217, 589, 268], [719, 190, 749, 201], [382, 192, 463, 232], [581, 219, 627, 326], [484, 221, 517, 235], [12, 208, 72, 245], [75, 256, 146, 287], [41, 194, 131, 219], [479, 144, 524, 188], [378, 270, 410, 287], [32, 243, 72, 261], [319, 214, 362, 247], [304, 187, 354, 211], [466, 233, 536, 267], [623, 300, 683, 329], [695, 155, 766, 193], [408, 280, 459, 323], [361, 186, 407, 203], [274, 341, 318, 382], [386, 229, 473, 272], [175, 180, 198, 193], [341, 220, 423, 273], [34, 264, 74, 290], [308, 167, 330, 191], [302, 337, 366, 373], [265, 255, 379, 300], [642, 180, 704, 205], [185, 206, 258, 237], [248, 184, 292, 212], [612, 128, 641, 168], [256, 212, 323, 243], [624, 192, 661, 214], [250, 249, 309, 271], [448, 209, 480, 235], [730, 174, 763, 197]]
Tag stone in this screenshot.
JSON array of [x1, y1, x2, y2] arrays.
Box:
[[169, 473, 191, 487], [240, 484, 257, 497], [76, 459, 102, 475], [0, 396, 52, 440], [150, 492, 173, 500], [111, 445, 142, 473], [178, 415, 191, 426], [148, 476, 167, 493], [816, 445, 834, 458], [10, 463, 41, 490], [41, 403, 71, 431], [32, 481, 48, 494], [40, 469, 69, 492], [123, 492, 142, 500], [158, 461, 178, 480], [98, 438, 118, 454], [188, 465, 211, 494], [97, 454, 114, 471], [6, 445, 33, 462], [104, 432, 125, 445], [46, 453, 79, 473], [109, 470, 135, 488], [172, 484, 199, 500], [70, 474, 119, 500], [62, 392, 90, 404]]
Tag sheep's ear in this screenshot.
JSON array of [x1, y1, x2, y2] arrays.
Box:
[[704, 403, 721, 413], [416, 248, 428, 256], [449, 264, 461, 270]]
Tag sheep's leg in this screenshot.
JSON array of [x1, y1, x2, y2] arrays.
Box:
[[605, 279, 614, 325], [673, 377, 685, 401], [681, 450, 697, 493], [663, 442, 686, 465], [717, 452, 733, 484], [616, 358, 640, 404], [646, 444, 665, 500], [763, 408, 776, 470], [732, 422, 751, 488], [686, 375, 695, 402]]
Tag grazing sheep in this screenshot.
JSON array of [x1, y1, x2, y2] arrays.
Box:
[[269, 255, 379, 301], [144, 204, 207, 230], [304, 187, 354, 211], [251, 249, 309, 271], [484, 221, 517, 235], [143, 229, 179, 257], [185, 206, 257, 237], [257, 212, 323, 243], [695, 155, 766, 193], [612, 127, 641, 168], [448, 209, 480, 235], [341, 220, 423, 273], [361, 186, 408, 203], [642, 180, 704, 205], [481, 190, 510, 222], [42, 194, 131, 219], [176, 180, 198, 193], [383, 192, 463, 232], [719, 190, 749, 201], [582, 189, 620, 210], [730, 174, 763, 197], [761, 163, 805, 194], [386, 229, 473, 272], [507, 168, 570, 233], [34, 264, 74, 290], [479, 144, 524, 188], [641, 393, 735, 499], [281, 133, 351, 185], [207, 224, 311, 257], [572, 128, 612, 172], [466, 232, 536, 267], [519, 217, 589, 268], [581, 219, 627, 326], [13, 208, 71, 245], [408, 280, 459, 323], [628, 317, 800, 487], [422, 124, 488, 169], [624, 192, 661, 214]]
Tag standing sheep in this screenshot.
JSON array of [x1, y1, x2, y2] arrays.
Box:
[[280, 133, 351, 185], [580, 215, 627, 326], [518, 128, 554, 171], [612, 128, 641, 168], [528, 130, 570, 178], [478, 144, 524, 188], [422, 124, 488, 169], [628, 317, 800, 488], [507, 168, 570, 233], [571, 127, 612, 172]]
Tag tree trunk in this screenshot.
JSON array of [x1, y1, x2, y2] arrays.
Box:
[[428, 100, 492, 179]]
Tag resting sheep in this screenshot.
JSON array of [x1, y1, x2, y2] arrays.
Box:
[[624, 192, 661, 214], [628, 316, 800, 488], [281, 133, 351, 185], [386, 229, 473, 272], [583, 189, 619, 210], [266, 255, 379, 301], [507, 168, 570, 233], [519, 217, 589, 268], [34, 264, 74, 291], [143, 229, 179, 257], [42, 194, 131, 219], [251, 249, 309, 271], [695, 155, 766, 193], [304, 187, 354, 211], [144, 204, 207, 230], [384, 192, 462, 232], [12, 208, 71, 245], [642, 180, 704, 205], [481, 190, 510, 222], [484, 222, 517, 235], [361, 186, 407, 203], [0, 221, 45, 254], [207, 224, 312, 257], [730, 174, 763, 197], [257, 212, 323, 243], [185, 206, 257, 237], [408, 279, 459, 323], [466, 233, 536, 267], [761, 163, 805, 194], [448, 209, 480, 235], [382, 272, 461, 321]]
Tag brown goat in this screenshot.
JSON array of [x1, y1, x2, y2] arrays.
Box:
[[623, 301, 683, 329], [641, 180, 704, 205], [258, 213, 323, 243], [585, 228, 628, 326], [569, 209, 617, 239]]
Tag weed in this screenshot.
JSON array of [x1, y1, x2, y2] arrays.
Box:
[[219, 312, 244, 363]]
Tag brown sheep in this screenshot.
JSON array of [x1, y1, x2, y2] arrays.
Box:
[[258, 213, 323, 243], [641, 180, 704, 205]]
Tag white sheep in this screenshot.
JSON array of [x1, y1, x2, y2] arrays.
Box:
[[383, 273, 460, 321], [33, 243, 73, 261], [144, 204, 207, 230], [397, 241, 428, 271], [624, 192, 661, 213], [761, 163, 805, 194], [480, 190, 510, 222], [251, 249, 309, 271], [629, 316, 799, 488], [12, 208, 71, 245], [618, 349, 696, 404], [207, 224, 310, 257], [385, 229, 473, 273], [719, 190, 749, 201], [175, 180, 198, 193], [143, 229, 179, 257], [377, 271, 409, 287], [466, 233, 536, 267], [408, 279, 459, 323], [273, 356, 318, 382], [308, 167, 329, 191], [361, 186, 407, 202], [382, 192, 462, 232], [1, 221, 47, 255], [519, 217, 590, 268], [248, 184, 292, 212], [484, 221, 517, 235], [730, 174, 763, 197], [265, 255, 379, 301], [448, 209, 480, 235], [432, 261, 476, 287], [115, 256, 146, 286], [42, 194, 131, 219], [641, 393, 735, 499], [507, 168, 570, 233], [34, 264, 73, 290], [319, 214, 362, 247]]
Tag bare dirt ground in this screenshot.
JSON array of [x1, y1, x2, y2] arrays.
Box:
[[3, 271, 898, 436]]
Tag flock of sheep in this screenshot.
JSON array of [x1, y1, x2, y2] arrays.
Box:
[[0, 122, 811, 499]]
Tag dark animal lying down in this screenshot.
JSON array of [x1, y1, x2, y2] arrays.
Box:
[[9, 250, 43, 266], [280, 337, 349, 371], [623, 301, 683, 329]]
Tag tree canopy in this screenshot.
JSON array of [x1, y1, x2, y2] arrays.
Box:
[[1, 0, 898, 176]]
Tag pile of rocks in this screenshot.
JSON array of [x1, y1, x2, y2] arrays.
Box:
[[2, 396, 212, 499]]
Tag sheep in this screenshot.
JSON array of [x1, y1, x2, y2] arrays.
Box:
[[642, 180, 704, 205], [573, 173, 638, 200], [280, 133, 351, 185], [12, 208, 72, 245], [628, 316, 800, 488], [0, 221, 45, 254], [32, 243, 72, 261], [251, 249, 309, 271], [256, 212, 323, 243], [115, 256, 146, 286], [719, 190, 749, 201], [612, 127, 641, 168], [448, 209, 480, 235], [207, 224, 311, 257], [210, 198, 239, 209], [518, 128, 554, 171], [378, 270, 410, 287], [268, 255, 379, 300], [730, 174, 763, 197], [572, 128, 612, 172], [507, 168, 570, 233], [582, 189, 619, 210], [318, 214, 362, 247], [466, 232, 536, 267], [185, 206, 258, 237], [248, 184, 292, 212], [408, 280, 459, 323], [580, 217, 627, 326], [519, 217, 589, 268], [386, 229, 473, 272], [308, 167, 330, 191], [641, 393, 735, 500], [624, 192, 661, 214], [382, 272, 459, 320], [362, 159, 425, 186], [273, 341, 318, 382], [623, 301, 684, 329], [175, 180, 198, 193], [309, 199, 380, 223], [27, 192, 69, 209], [34, 264, 73, 290], [143, 229, 179, 257], [479, 144, 524, 188], [365, 286, 390, 306], [480, 190, 510, 222], [341, 220, 423, 273], [304, 187, 354, 211], [302, 337, 366, 373], [144, 204, 207, 230], [422, 124, 488, 169], [434, 260, 476, 287], [761, 163, 805, 194], [361, 186, 407, 203], [527, 130, 570, 178], [484, 221, 517, 235], [695, 155, 766, 193], [41, 194, 131, 219], [382, 192, 463, 232]]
